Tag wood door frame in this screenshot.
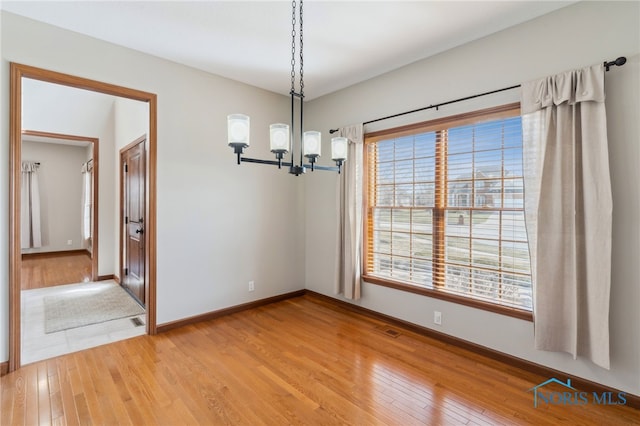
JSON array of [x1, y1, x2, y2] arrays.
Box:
[[119, 135, 148, 305], [9, 62, 158, 371], [21, 130, 100, 283]]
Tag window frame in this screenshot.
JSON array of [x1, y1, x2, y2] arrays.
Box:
[[363, 103, 533, 321]]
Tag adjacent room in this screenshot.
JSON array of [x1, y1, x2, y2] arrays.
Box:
[[18, 79, 149, 365], [1, 1, 639, 424]]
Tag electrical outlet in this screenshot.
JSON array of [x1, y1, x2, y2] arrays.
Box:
[[434, 311, 442, 325], [67, 240, 73, 246], [248, 280, 255, 292]]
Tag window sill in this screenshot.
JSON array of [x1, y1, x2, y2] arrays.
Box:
[[362, 274, 533, 322]]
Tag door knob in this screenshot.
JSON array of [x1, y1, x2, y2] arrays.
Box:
[[136, 228, 144, 234]]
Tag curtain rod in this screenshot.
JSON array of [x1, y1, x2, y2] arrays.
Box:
[[329, 56, 626, 133]]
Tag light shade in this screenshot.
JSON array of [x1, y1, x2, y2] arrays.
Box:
[[270, 123, 290, 153], [303, 131, 321, 157], [331, 137, 348, 161], [227, 114, 250, 147]]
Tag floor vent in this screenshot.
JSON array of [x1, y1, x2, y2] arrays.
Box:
[[131, 317, 145, 327], [384, 329, 400, 338], [374, 325, 401, 338]]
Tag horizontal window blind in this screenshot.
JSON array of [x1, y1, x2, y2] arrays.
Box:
[[364, 104, 532, 311]]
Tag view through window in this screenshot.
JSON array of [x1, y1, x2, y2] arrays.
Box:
[[364, 104, 532, 314]]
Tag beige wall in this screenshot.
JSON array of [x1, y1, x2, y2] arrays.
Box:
[[304, 1, 640, 396]]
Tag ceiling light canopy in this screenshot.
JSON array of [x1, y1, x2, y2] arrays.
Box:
[[227, 0, 346, 175]]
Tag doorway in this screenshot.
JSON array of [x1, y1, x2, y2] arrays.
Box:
[[9, 63, 158, 371], [20, 130, 100, 287]]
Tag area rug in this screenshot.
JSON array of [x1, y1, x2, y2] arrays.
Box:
[[44, 283, 144, 333]]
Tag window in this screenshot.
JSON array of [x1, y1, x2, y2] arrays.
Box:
[[364, 103, 532, 318]]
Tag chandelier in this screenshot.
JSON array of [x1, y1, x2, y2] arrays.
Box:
[[227, 0, 347, 175]]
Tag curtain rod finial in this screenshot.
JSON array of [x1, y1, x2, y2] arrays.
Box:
[[604, 56, 626, 71]]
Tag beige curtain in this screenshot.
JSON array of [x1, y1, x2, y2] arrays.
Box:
[[81, 161, 93, 245], [335, 124, 364, 300], [521, 63, 612, 369], [21, 161, 42, 249]]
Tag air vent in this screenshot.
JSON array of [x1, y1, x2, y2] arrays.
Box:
[[374, 325, 401, 338], [130, 317, 145, 327], [384, 329, 400, 338]]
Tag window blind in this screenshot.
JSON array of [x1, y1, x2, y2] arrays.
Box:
[[364, 104, 532, 311]]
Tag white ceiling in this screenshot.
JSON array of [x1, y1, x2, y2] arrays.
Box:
[[1, 1, 575, 100]]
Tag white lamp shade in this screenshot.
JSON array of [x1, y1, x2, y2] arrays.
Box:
[[331, 137, 348, 161], [303, 131, 321, 157], [270, 123, 290, 152], [227, 114, 250, 147]]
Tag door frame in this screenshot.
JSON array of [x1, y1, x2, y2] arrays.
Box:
[[119, 135, 148, 305], [21, 130, 100, 283], [9, 62, 158, 371]]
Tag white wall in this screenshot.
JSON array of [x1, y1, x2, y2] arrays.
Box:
[[21, 78, 117, 276], [114, 97, 148, 151], [21, 140, 87, 253], [1, 10, 305, 362], [305, 1, 640, 396]]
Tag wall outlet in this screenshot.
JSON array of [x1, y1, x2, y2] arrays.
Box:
[[248, 280, 255, 292], [434, 311, 442, 325], [67, 240, 73, 246]]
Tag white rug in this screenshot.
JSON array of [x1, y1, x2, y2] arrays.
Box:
[[44, 283, 144, 333]]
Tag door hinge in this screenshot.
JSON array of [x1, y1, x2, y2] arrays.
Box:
[[125, 163, 128, 172], [125, 268, 129, 276], [125, 216, 129, 224]]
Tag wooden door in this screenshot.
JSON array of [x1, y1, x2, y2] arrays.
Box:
[[121, 138, 146, 306]]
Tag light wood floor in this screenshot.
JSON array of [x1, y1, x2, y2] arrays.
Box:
[[1, 294, 638, 425], [21, 252, 92, 290]]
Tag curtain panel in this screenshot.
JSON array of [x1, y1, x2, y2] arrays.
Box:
[[81, 161, 93, 244], [335, 124, 364, 300], [521, 64, 612, 369], [21, 161, 42, 249]]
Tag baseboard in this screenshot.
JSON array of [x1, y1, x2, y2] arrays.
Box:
[[97, 274, 115, 281], [157, 289, 306, 333], [305, 290, 640, 410], [113, 275, 120, 284], [0, 361, 8, 377], [22, 249, 90, 259]]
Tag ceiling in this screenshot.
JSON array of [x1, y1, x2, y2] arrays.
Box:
[[1, 1, 575, 100]]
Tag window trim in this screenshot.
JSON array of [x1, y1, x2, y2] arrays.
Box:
[[363, 102, 533, 321], [362, 274, 533, 321]]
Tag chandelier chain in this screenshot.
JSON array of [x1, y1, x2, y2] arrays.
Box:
[[291, 0, 296, 94], [299, 0, 304, 97], [227, 0, 344, 174]]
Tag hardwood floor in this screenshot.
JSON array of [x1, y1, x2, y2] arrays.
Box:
[[1, 294, 638, 425], [21, 252, 92, 290]]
